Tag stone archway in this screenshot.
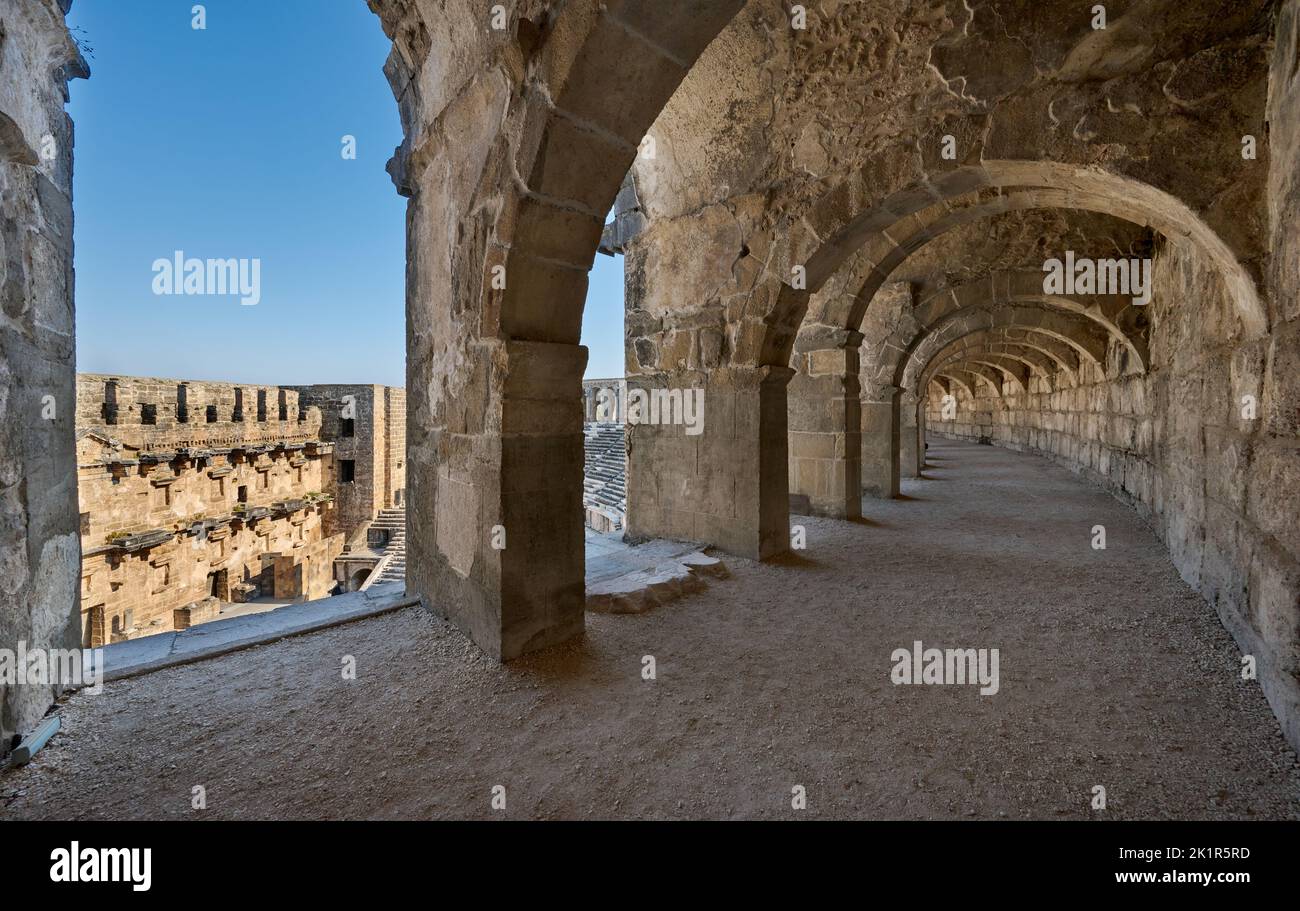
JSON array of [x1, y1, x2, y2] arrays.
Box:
[[371, 0, 745, 658], [8, 0, 1300, 765]]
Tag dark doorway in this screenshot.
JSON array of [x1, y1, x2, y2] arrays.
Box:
[[208, 569, 229, 600]]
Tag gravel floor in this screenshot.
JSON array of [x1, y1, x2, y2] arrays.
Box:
[[4, 438, 1297, 820]]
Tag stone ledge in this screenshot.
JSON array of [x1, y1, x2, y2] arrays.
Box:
[[586, 537, 729, 614], [87, 583, 419, 683]]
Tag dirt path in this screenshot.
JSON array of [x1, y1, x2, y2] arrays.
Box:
[[5, 439, 1297, 819]]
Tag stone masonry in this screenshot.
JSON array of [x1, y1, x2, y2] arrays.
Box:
[[75, 375, 344, 645], [7, 0, 1300, 765], [0, 0, 87, 752], [289, 384, 406, 549]]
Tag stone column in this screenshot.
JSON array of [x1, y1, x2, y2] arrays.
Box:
[[0, 2, 86, 754], [900, 391, 921, 478], [787, 332, 863, 519], [916, 400, 928, 472], [861, 388, 901, 498], [626, 365, 792, 559], [407, 338, 587, 660]]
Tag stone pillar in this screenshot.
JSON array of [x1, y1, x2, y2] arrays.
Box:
[[626, 366, 791, 559], [787, 333, 862, 519], [407, 339, 587, 660], [0, 2, 86, 754], [861, 388, 901, 498], [900, 391, 920, 479], [916, 401, 928, 472]]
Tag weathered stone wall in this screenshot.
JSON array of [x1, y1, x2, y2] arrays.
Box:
[[273, 534, 343, 603], [76, 374, 343, 644], [624, 366, 791, 558], [81, 507, 340, 646], [383, 386, 406, 508], [0, 0, 86, 751], [1254, 0, 1300, 749], [290, 384, 406, 545], [788, 339, 861, 518], [77, 374, 318, 451], [926, 365, 1153, 514]]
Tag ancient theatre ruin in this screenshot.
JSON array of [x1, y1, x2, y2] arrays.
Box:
[[3, 0, 1300, 822]]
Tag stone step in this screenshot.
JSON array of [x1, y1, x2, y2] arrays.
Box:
[[587, 550, 728, 614]]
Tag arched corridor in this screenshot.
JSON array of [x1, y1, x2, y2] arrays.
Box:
[[8, 440, 1297, 819], [4, 0, 1300, 829]]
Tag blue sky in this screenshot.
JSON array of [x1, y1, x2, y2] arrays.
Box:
[[66, 0, 625, 388]]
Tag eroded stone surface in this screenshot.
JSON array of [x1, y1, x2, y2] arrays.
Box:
[[585, 533, 728, 614], [6, 0, 1300, 765], [0, 0, 86, 752]]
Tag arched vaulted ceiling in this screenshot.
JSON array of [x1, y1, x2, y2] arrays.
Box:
[[623, 0, 1273, 376], [900, 303, 1112, 395]]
